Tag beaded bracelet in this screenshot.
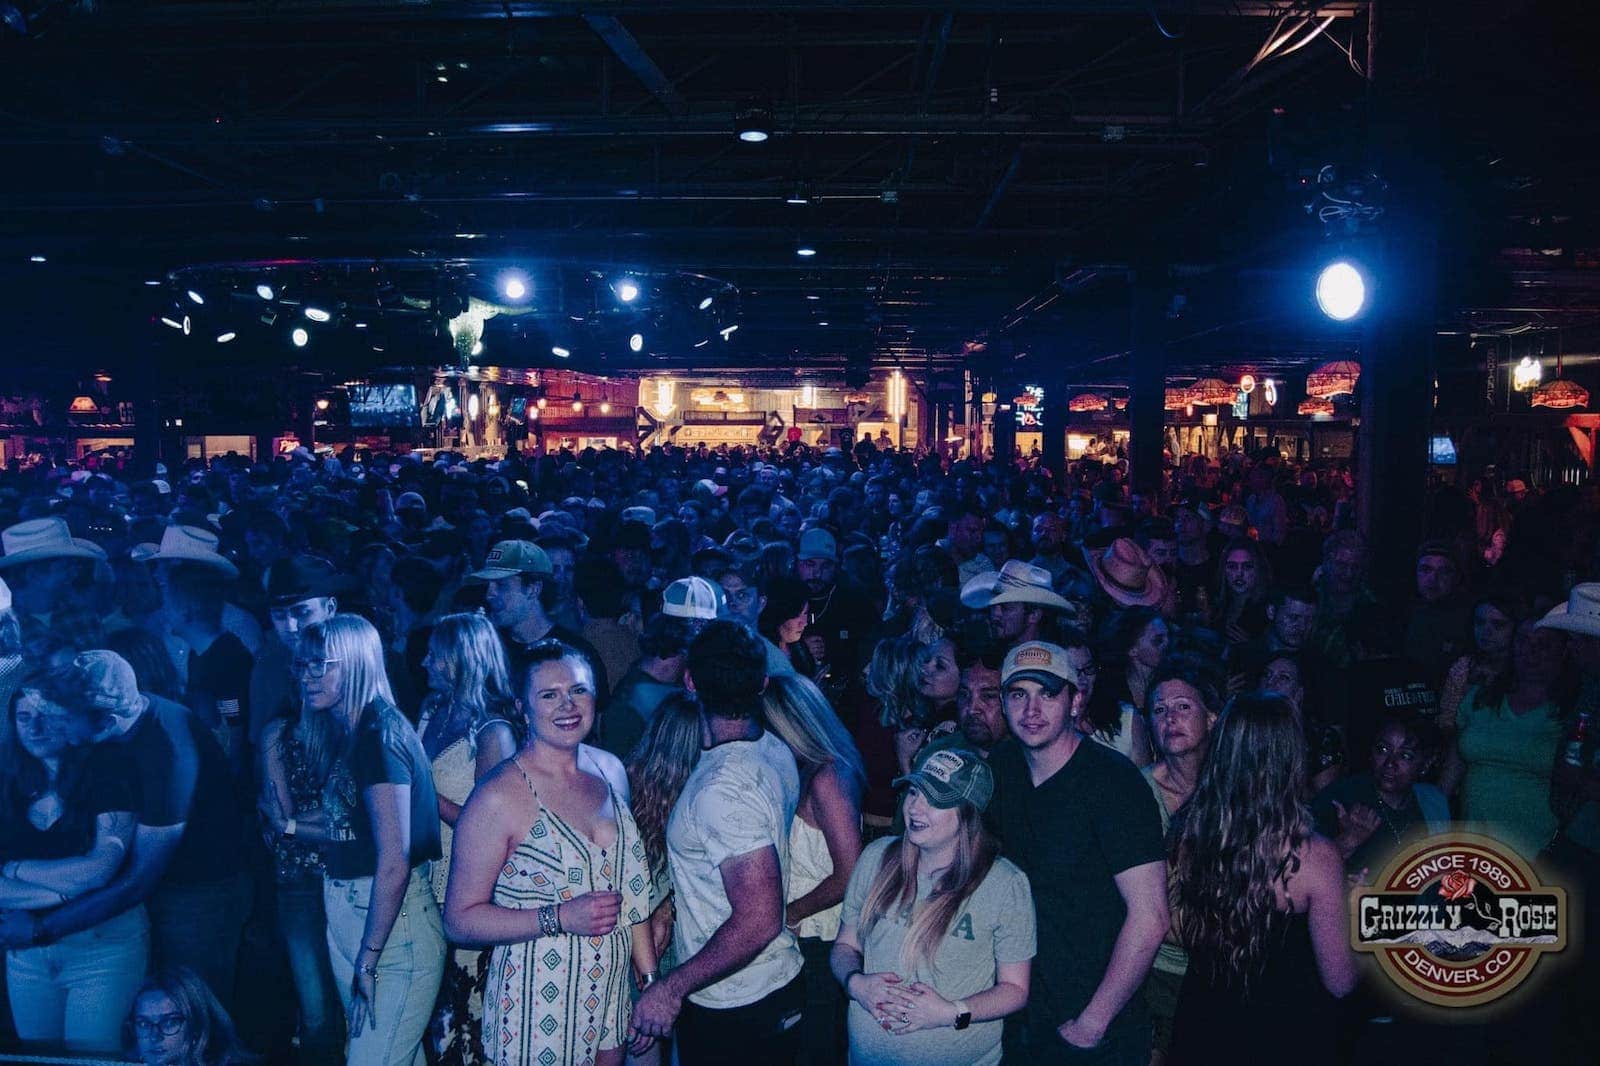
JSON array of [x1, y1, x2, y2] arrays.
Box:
[[538, 904, 561, 938]]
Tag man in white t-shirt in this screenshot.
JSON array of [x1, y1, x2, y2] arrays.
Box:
[[630, 620, 804, 1064]]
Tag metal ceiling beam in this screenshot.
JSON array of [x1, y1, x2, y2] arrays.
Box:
[[582, 15, 687, 118], [85, 2, 1366, 26]]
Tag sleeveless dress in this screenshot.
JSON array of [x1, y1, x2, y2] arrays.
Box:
[[483, 759, 651, 1066], [786, 813, 841, 940], [1168, 911, 1337, 1066]]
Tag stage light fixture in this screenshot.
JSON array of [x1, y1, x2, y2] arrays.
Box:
[[145, 280, 162, 287], [216, 332, 237, 344], [256, 284, 275, 300], [187, 290, 205, 305], [160, 317, 184, 331], [291, 327, 309, 347], [304, 307, 332, 323], [499, 272, 530, 301], [616, 279, 640, 303], [796, 245, 817, 257], [29, 255, 45, 263], [1315, 261, 1366, 321], [182, 316, 191, 336], [738, 126, 769, 143], [629, 333, 644, 352], [699, 297, 714, 310], [552, 346, 571, 358], [719, 324, 739, 340]]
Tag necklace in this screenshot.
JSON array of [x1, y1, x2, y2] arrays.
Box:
[[1372, 790, 1414, 848]]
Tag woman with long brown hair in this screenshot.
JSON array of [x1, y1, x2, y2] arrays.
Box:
[[829, 746, 1033, 1066], [1167, 693, 1356, 1065]]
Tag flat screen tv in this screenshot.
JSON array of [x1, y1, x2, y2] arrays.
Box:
[[1429, 435, 1457, 465], [350, 384, 420, 428]]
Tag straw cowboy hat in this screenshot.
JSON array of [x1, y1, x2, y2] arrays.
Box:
[[0, 517, 106, 571], [130, 524, 239, 578], [1087, 537, 1169, 609], [1537, 583, 1600, 640], [961, 559, 1073, 611]]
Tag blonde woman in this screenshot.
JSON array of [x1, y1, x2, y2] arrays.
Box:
[[762, 673, 866, 1065], [829, 747, 1033, 1066], [416, 611, 521, 1064], [275, 615, 446, 1066]]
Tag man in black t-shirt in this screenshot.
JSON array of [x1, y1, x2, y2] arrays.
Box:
[[471, 539, 609, 697], [27, 651, 250, 1010], [988, 641, 1168, 1064]]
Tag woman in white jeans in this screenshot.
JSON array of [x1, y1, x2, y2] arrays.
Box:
[[264, 615, 446, 1066], [0, 668, 144, 1053]]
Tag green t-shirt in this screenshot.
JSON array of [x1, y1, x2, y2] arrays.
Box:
[[840, 836, 1036, 1066]]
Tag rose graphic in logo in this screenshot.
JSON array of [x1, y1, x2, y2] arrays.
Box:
[[1351, 833, 1567, 1008], [1438, 871, 1476, 902]]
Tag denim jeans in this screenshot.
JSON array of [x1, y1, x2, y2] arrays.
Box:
[[147, 871, 253, 1013], [324, 868, 445, 1066], [280, 878, 346, 1064], [6, 905, 149, 1053]]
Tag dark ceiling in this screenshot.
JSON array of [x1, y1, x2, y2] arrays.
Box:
[[0, 1, 1593, 390]]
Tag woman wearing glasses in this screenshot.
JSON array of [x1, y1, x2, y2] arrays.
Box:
[[128, 965, 257, 1065], [275, 615, 445, 1065], [0, 667, 143, 1054]]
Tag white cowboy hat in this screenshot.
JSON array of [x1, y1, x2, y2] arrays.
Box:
[[961, 559, 1073, 611], [1537, 583, 1600, 639], [130, 524, 239, 578], [0, 517, 105, 571]]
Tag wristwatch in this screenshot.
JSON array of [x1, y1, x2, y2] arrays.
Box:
[[952, 999, 972, 1031]]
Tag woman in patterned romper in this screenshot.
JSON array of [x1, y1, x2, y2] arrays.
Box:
[[444, 640, 657, 1066]]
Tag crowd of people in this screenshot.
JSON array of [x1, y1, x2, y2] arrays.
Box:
[[0, 437, 1596, 1065]]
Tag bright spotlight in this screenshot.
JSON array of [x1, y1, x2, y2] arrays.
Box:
[[291, 327, 309, 347], [552, 346, 571, 358], [303, 307, 331, 323], [182, 316, 192, 336], [739, 128, 769, 143], [160, 317, 184, 331], [216, 332, 237, 343], [1316, 261, 1366, 321], [719, 324, 739, 340], [796, 246, 817, 258], [187, 290, 205, 305], [29, 255, 46, 263], [599, 401, 612, 414], [256, 283, 275, 300], [616, 279, 640, 303], [698, 297, 714, 310], [629, 333, 644, 353], [499, 272, 530, 301]]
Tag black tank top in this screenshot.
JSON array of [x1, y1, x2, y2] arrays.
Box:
[[1169, 911, 1338, 1066]]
